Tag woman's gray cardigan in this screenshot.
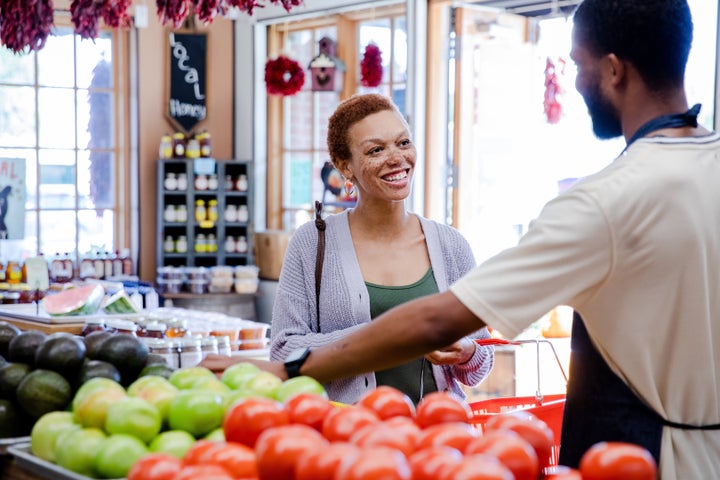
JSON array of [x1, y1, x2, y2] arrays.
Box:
[[270, 209, 494, 404]]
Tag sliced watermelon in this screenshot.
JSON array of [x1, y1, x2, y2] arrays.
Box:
[[42, 284, 106, 317]]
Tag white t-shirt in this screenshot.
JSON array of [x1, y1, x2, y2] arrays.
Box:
[[451, 133, 720, 479]]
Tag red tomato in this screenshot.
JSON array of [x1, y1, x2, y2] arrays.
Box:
[[335, 446, 412, 480], [183, 440, 224, 465], [414, 392, 472, 428], [174, 464, 235, 480], [349, 422, 416, 457], [357, 385, 416, 419], [544, 465, 583, 479], [255, 423, 329, 480], [127, 453, 183, 480], [439, 453, 515, 480], [283, 392, 334, 431], [321, 404, 381, 442], [579, 441, 657, 480], [465, 430, 540, 480], [407, 445, 463, 480], [294, 442, 360, 480], [485, 411, 555, 470], [206, 441, 258, 478], [383, 415, 422, 439], [223, 397, 290, 447], [415, 421, 479, 452]]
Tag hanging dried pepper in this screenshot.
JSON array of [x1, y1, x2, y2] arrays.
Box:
[[193, 0, 228, 25], [360, 43, 383, 88], [71, 0, 103, 40], [226, 0, 263, 16], [156, 0, 191, 28], [0, 0, 54, 53], [102, 0, 132, 29], [269, 0, 303, 13]]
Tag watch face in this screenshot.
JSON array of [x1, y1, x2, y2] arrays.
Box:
[[286, 347, 310, 363]]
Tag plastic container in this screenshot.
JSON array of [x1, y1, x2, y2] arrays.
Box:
[[209, 276, 233, 293], [156, 278, 183, 294], [234, 278, 259, 294], [187, 278, 209, 294], [234, 265, 259, 279]]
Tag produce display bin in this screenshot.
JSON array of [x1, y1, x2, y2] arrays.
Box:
[[0, 436, 30, 455], [7, 443, 123, 480]]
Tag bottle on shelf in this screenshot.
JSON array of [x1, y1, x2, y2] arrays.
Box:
[[63, 252, 74, 280], [172, 132, 186, 158], [207, 234, 218, 253], [198, 131, 212, 158], [225, 236, 236, 253], [164, 172, 178, 191], [175, 235, 188, 253], [175, 204, 188, 223], [164, 236, 175, 253], [236, 174, 248, 192], [208, 173, 219, 191], [194, 174, 209, 191], [159, 134, 173, 159], [112, 250, 123, 277], [103, 251, 114, 279], [164, 205, 177, 223], [7, 261, 22, 284], [195, 199, 206, 223], [93, 251, 105, 279], [0, 261, 6, 282], [51, 253, 66, 283], [207, 199, 219, 222], [177, 172, 188, 191], [225, 174, 234, 191], [224, 204, 238, 222], [186, 138, 201, 159], [80, 255, 97, 279], [236, 235, 248, 254], [120, 248, 133, 276], [237, 204, 249, 223]]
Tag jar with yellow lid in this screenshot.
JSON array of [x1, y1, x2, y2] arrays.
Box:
[[194, 199, 206, 222], [166, 318, 188, 338], [207, 199, 218, 222]]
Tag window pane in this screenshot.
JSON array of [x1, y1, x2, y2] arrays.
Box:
[[79, 89, 115, 149], [687, 0, 717, 128], [78, 209, 114, 255], [0, 148, 36, 209], [39, 149, 76, 209], [38, 30, 75, 88], [77, 33, 113, 89], [285, 91, 313, 150], [38, 87, 76, 149], [359, 20, 391, 84], [393, 17, 408, 83], [317, 94, 338, 150], [0, 211, 37, 263], [40, 210, 75, 256], [287, 30, 315, 94], [78, 149, 115, 209], [0, 86, 36, 147], [284, 152, 313, 207], [0, 48, 35, 84]]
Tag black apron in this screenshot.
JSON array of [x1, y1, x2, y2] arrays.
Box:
[[558, 104, 710, 468]]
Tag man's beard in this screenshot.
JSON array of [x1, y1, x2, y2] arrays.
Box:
[[583, 80, 622, 139]]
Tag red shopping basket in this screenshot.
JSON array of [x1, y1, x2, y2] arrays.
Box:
[[469, 338, 568, 466]]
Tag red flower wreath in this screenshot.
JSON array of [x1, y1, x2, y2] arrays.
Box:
[[265, 55, 305, 96], [360, 43, 383, 87]]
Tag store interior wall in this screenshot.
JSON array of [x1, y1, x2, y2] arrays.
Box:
[[136, 14, 236, 281]]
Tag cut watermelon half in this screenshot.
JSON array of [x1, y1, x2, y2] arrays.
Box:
[[42, 284, 106, 317]]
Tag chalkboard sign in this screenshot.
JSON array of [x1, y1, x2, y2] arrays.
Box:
[[168, 33, 207, 133]]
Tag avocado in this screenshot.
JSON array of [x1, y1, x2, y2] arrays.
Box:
[[8, 330, 47, 367], [35, 334, 87, 379]]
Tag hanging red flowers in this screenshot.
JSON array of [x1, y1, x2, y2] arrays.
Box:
[[544, 56, 566, 124], [360, 43, 383, 88], [0, 0, 54, 53], [265, 55, 305, 96]]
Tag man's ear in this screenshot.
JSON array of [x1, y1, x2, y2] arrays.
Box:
[[605, 53, 626, 87]]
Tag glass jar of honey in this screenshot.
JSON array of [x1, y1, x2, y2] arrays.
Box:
[[166, 318, 187, 338], [6, 261, 21, 284], [82, 317, 106, 336], [144, 322, 167, 339]]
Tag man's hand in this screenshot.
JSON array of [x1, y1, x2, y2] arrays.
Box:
[[424, 337, 476, 366]]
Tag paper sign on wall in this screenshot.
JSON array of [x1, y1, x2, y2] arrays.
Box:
[[0, 157, 26, 240]]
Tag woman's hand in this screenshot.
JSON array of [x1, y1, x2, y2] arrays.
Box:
[[424, 337, 476, 366], [198, 354, 289, 380]]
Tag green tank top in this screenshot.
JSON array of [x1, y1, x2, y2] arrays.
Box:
[[366, 268, 439, 405]]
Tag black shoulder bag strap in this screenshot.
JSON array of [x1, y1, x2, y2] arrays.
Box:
[[314, 201, 326, 333]]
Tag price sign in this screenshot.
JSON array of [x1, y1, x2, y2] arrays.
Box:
[[24, 256, 49, 291]]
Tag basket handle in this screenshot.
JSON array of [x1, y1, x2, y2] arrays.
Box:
[[476, 338, 569, 403]]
